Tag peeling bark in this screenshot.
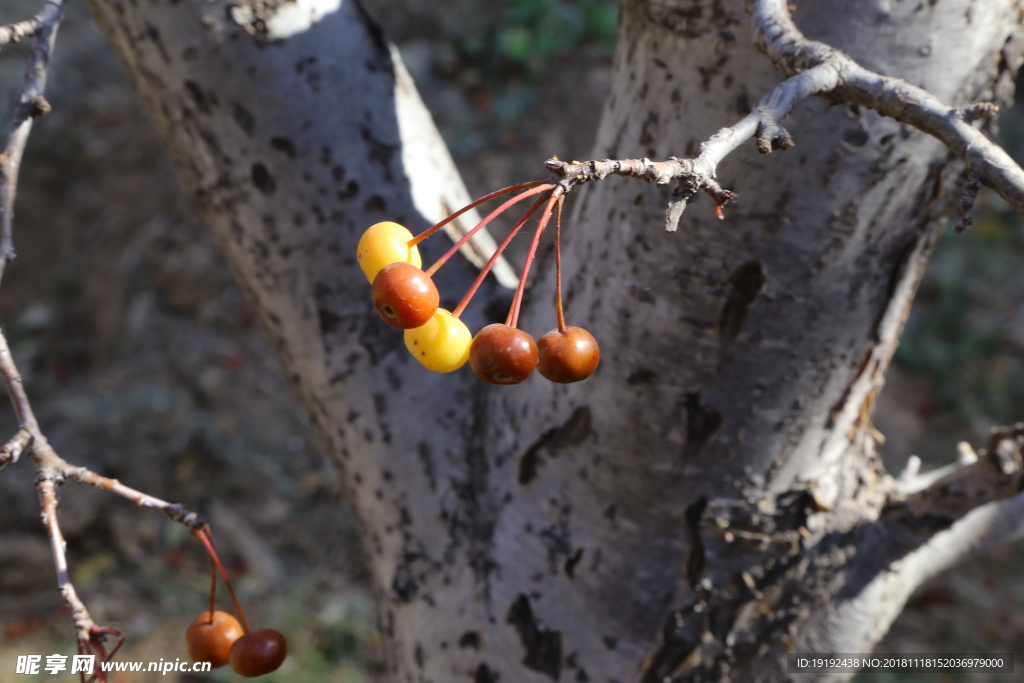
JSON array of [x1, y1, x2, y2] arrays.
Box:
[[82, 0, 1024, 682]]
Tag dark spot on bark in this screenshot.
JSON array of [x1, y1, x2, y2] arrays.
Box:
[[360, 125, 399, 179], [639, 111, 659, 146], [318, 307, 343, 334], [251, 162, 276, 195], [682, 393, 722, 461], [415, 442, 436, 493], [602, 636, 618, 650], [633, 287, 654, 304], [415, 643, 425, 668], [736, 87, 751, 115], [564, 548, 583, 578], [474, 663, 499, 683], [332, 164, 346, 181], [270, 136, 296, 158], [717, 261, 766, 343], [232, 102, 255, 136], [627, 368, 657, 385], [391, 548, 432, 602], [145, 23, 171, 64], [184, 81, 210, 114], [364, 195, 387, 213], [459, 631, 481, 649], [602, 503, 618, 523], [575, 670, 590, 681], [507, 595, 562, 681], [843, 128, 869, 147], [684, 496, 708, 588], [518, 407, 592, 484], [338, 179, 360, 201]]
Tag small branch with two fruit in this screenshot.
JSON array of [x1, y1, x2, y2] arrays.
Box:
[[0, 2, 287, 679]]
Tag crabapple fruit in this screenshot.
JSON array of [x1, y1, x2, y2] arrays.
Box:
[[357, 221, 421, 283], [537, 326, 600, 383], [185, 611, 244, 669], [404, 308, 472, 372], [371, 262, 439, 329], [469, 324, 538, 385], [229, 628, 288, 677]]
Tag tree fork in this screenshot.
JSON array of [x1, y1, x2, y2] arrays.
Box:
[[80, 0, 1024, 681]]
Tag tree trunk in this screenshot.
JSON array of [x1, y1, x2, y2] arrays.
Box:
[[82, 0, 1024, 681]]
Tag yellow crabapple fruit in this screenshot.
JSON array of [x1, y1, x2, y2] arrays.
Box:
[[404, 309, 472, 373], [357, 221, 422, 283]]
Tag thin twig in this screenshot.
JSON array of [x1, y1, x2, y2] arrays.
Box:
[[0, 0, 66, 286], [37, 470, 97, 649], [0, 425, 31, 469]]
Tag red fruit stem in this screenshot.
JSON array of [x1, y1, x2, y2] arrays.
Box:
[[554, 195, 566, 333], [424, 184, 554, 277], [507, 187, 563, 328], [409, 181, 549, 247], [452, 195, 547, 319], [194, 528, 252, 633]]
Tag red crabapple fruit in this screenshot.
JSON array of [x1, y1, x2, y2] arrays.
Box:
[[537, 326, 600, 383], [371, 262, 439, 329], [229, 628, 288, 677], [469, 323, 538, 385]]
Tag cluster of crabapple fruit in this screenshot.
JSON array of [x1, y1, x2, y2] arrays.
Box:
[[357, 182, 600, 385], [184, 528, 287, 677]]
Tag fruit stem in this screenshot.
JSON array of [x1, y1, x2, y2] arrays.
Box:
[[554, 195, 566, 333], [194, 528, 252, 634], [507, 187, 563, 328], [452, 195, 547, 319], [424, 184, 553, 277], [409, 181, 549, 247]]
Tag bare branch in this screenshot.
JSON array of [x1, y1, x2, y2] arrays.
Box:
[[0, 15, 44, 47], [545, 0, 1024, 236], [882, 424, 1024, 534], [545, 56, 845, 231], [0, 322, 207, 668], [0, 0, 65, 285], [751, 0, 1024, 219]]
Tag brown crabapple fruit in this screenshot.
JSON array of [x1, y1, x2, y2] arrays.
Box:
[[537, 326, 600, 383], [229, 628, 288, 677], [185, 611, 244, 669], [469, 323, 538, 385], [371, 261, 439, 329]]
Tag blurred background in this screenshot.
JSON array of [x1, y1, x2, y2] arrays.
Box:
[[0, 0, 1020, 680]]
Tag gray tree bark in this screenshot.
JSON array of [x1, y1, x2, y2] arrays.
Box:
[[81, 0, 1024, 681]]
